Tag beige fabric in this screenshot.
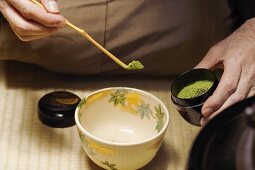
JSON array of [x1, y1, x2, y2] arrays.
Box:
[[0, 0, 236, 75], [0, 61, 200, 170]]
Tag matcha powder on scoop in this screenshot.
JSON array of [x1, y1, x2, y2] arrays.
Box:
[[126, 61, 144, 70]]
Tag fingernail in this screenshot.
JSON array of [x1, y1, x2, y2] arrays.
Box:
[[202, 107, 213, 116], [200, 118, 206, 127], [55, 21, 66, 27], [47, 0, 59, 13], [200, 117, 208, 127]]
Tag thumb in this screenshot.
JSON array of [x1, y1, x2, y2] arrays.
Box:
[[195, 46, 223, 69], [41, 0, 60, 14]]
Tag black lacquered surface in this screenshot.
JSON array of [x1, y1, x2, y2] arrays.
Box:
[[38, 91, 81, 128], [188, 96, 255, 170]]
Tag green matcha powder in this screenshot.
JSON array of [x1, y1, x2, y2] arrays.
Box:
[[177, 80, 213, 99], [126, 61, 144, 70]]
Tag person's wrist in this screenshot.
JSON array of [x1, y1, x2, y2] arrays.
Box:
[[245, 17, 255, 27], [236, 17, 255, 41], [246, 18, 255, 38]]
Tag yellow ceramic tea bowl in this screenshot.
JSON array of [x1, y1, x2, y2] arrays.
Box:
[[75, 87, 170, 170]]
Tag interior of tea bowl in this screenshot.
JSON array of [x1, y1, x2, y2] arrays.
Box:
[[75, 87, 170, 170]]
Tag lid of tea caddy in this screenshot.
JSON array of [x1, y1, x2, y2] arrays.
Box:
[[38, 91, 81, 128], [188, 96, 255, 170]]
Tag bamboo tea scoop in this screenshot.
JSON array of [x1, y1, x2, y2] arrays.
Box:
[[30, 0, 144, 70]]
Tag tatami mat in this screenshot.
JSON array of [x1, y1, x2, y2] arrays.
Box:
[[0, 61, 200, 170]]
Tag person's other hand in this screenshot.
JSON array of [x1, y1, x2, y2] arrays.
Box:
[[0, 0, 66, 41], [195, 18, 255, 126]]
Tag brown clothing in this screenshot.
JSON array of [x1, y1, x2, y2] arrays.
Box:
[[0, 0, 237, 75]]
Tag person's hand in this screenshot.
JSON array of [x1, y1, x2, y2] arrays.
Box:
[[195, 18, 255, 126], [0, 0, 66, 41]]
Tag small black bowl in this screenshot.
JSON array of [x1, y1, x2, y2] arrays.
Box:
[[171, 68, 219, 126]]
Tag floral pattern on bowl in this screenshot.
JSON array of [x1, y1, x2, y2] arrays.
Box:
[[75, 87, 170, 170]]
